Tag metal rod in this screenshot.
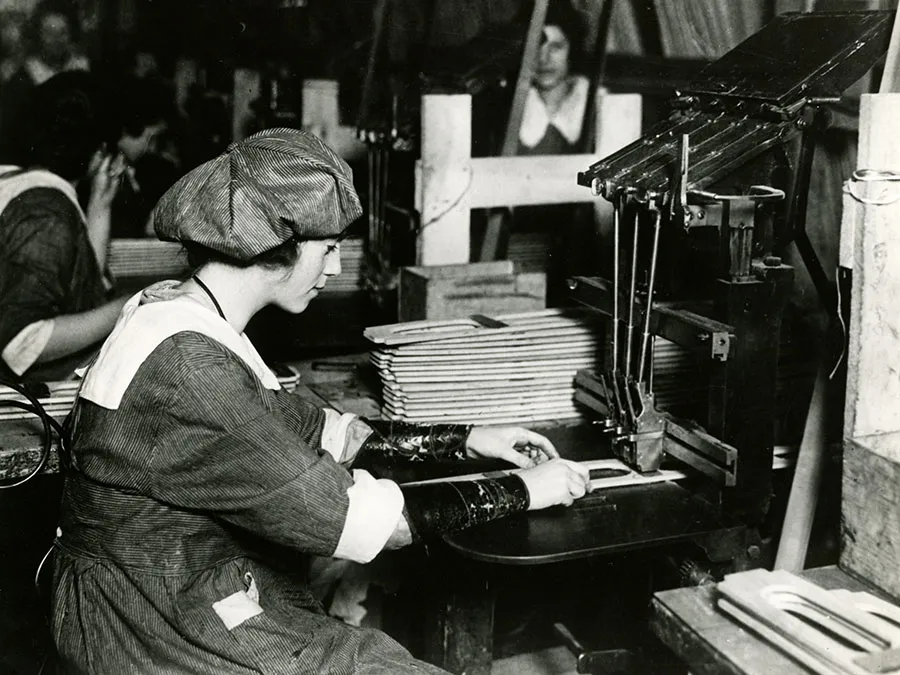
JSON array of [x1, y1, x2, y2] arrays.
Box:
[[367, 148, 375, 257], [638, 206, 662, 384], [612, 194, 621, 372], [381, 146, 390, 265], [624, 204, 640, 379]]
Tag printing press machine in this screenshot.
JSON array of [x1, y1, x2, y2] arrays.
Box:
[[414, 11, 897, 674]]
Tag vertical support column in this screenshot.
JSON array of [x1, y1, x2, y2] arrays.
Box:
[[421, 554, 494, 675], [841, 94, 900, 598], [709, 261, 792, 523], [174, 58, 199, 118], [301, 80, 366, 161], [843, 93, 900, 440], [232, 68, 261, 143], [416, 94, 472, 265]]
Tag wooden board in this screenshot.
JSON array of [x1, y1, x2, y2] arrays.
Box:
[[364, 308, 599, 346], [717, 569, 900, 675], [651, 566, 899, 675], [842, 432, 900, 601], [399, 458, 685, 491]]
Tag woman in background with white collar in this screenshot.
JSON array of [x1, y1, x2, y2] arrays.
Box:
[[518, 1, 590, 157], [51, 128, 590, 674], [513, 0, 600, 305]]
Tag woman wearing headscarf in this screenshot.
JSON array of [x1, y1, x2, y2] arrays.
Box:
[[51, 128, 591, 674]]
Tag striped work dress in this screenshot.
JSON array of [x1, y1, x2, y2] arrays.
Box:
[[51, 329, 448, 674]]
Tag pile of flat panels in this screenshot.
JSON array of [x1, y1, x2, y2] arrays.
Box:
[[0, 370, 303, 423], [107, 237, 366, 292], [328, 237, 365, 292], [0, 380, 80, 421], [365, 309, 603, 426], [108, 239, 188, 278]]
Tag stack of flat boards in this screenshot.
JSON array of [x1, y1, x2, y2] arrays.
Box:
[[107, 237, 366, 291], [327, 237, 365, 292], [0, 380, 80, 421], [108, 239, 188, 278], [0, 370, 302, 423], [364, 309, 602, 425]]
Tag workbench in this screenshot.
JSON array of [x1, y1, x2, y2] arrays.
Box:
[[650, 565, 899, 675], [0, 355, 754, 675]]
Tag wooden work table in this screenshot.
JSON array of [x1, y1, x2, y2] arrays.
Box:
[[650, 565, 899, 675]]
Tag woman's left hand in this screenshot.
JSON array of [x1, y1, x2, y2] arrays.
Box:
[[88, 151, 127, 210], [465, 426, 559, 468]]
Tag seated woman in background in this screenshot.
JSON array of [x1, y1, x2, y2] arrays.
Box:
[[99, 75, 173, 238], [0, 0, 90, 163], [51, 128, 591, 674], [0, 72, 129, 383], [511, 0, 602, 304]]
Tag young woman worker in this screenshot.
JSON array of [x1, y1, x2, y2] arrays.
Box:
[[51, 128, 591, 674]]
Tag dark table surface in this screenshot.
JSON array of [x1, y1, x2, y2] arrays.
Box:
[[434, 424, 734, 566]]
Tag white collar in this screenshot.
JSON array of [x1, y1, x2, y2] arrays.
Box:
[[79, 282, 280, 410], [519, 76, 589, 149], [0, 167, 85, 220]]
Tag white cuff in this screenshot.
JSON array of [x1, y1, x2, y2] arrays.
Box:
[[333, 469, 404, 564], [320, 409, 357, 462], [1, 319, 55, 376]]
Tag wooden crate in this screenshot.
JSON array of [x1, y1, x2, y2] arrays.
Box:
[[841, 432, 900, 599], [398, 261, 546, 322]]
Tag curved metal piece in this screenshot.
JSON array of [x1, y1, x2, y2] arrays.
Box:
[[689, 184, 786, 203]]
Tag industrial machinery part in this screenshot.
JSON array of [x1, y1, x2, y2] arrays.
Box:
[[570, 10, 894, 522]]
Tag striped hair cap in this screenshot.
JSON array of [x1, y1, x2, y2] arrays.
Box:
[[153, 128, 362, 260]]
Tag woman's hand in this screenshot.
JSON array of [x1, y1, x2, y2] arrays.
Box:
[[87, 151, 126, 210], [465, 426, 559, 468], [517, 459, 591, 510]]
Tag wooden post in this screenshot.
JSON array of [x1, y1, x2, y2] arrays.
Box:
[[841, 93, 900, 598], [232, 68, 261, 143], [416, 94, 473, 265], [174, 58, 199, 118], [301, 79, 366, 161]]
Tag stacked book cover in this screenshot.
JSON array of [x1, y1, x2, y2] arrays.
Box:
[[107, 237, 366, 291], [364, 309, 603, 426]]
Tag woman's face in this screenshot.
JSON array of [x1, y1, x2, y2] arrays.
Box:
[[534, 25, 571, 93], [118, 121, 166, 165], [273, 239, 342, 313], [38, 13, 73, 64]]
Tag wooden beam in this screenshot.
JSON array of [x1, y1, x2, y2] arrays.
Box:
[[879, 6, 900, 93], [843, 93, 900, 440], [841, 93, 900, 599], [301, 79, 365, 162], [232, 68, 261, 143], [415, 92, 642, 264], [416, 95, 473, 265], [466, 155, 596, 208]]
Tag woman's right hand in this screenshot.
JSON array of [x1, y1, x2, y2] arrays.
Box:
[[517, 459, 591, 510]]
